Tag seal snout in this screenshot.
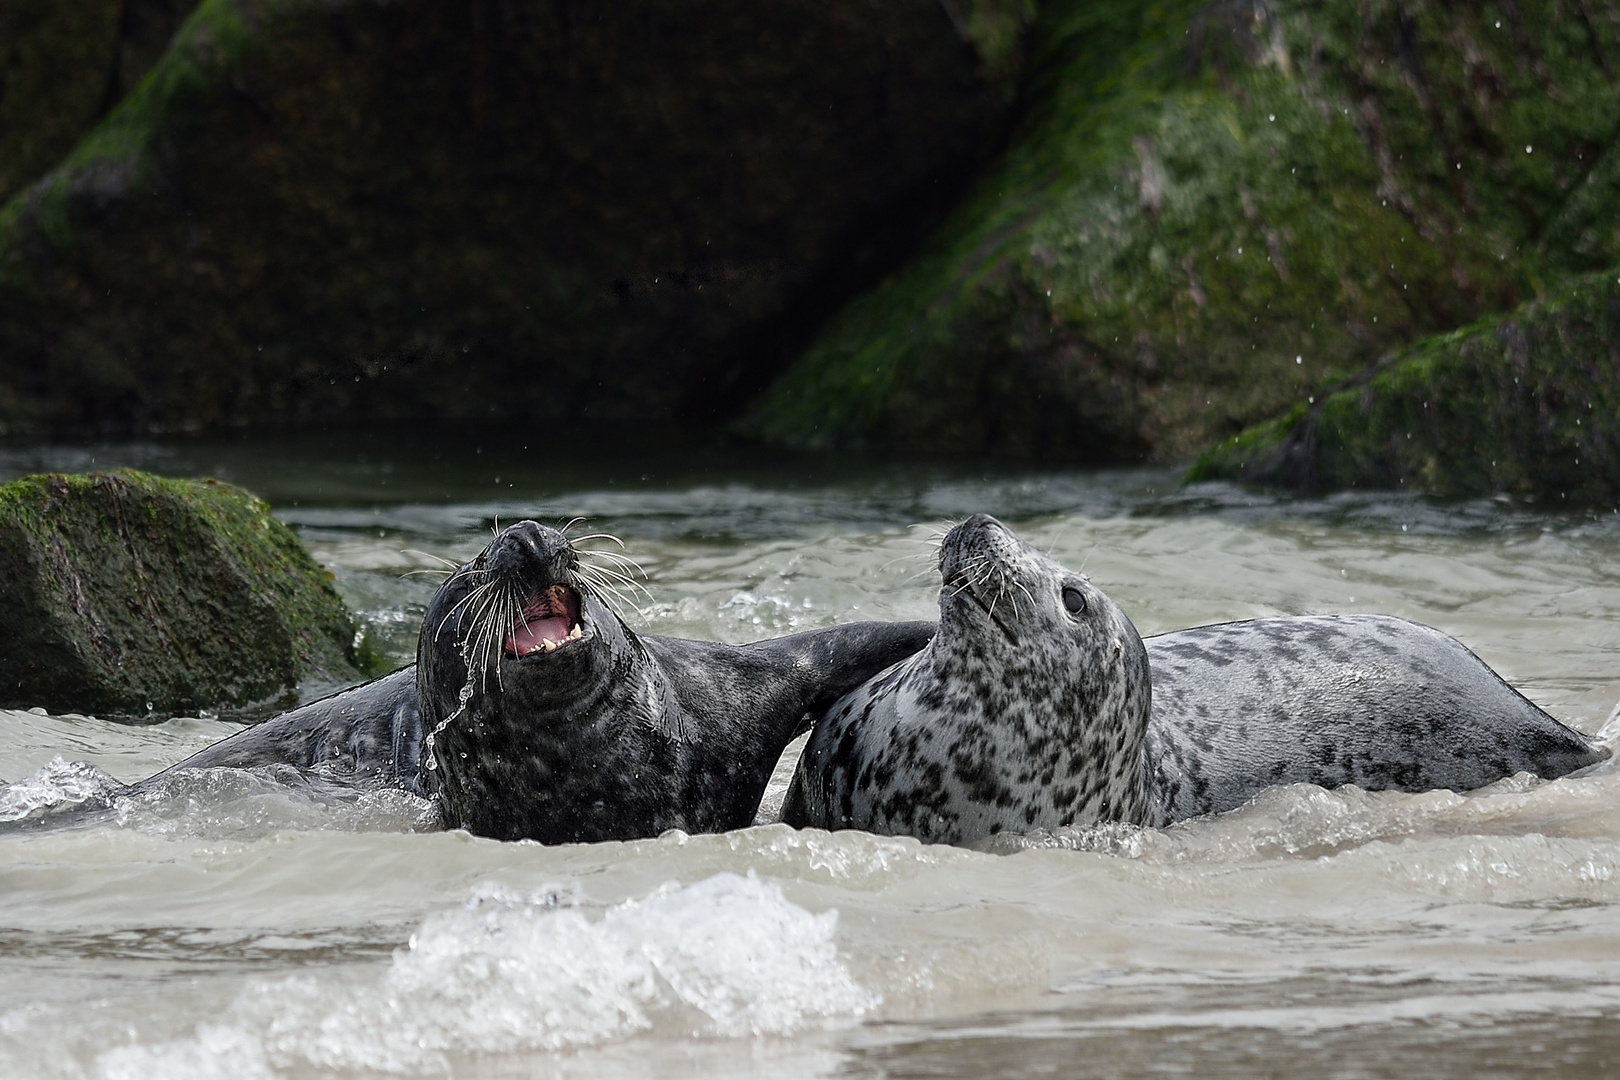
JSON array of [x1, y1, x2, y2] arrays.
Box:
[[938, 513, 1007, 585], [481, 521, 589, 659], [938, 515, 1026, 643]]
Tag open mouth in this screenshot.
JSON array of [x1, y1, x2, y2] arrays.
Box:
[[504, 584, 585, 658]]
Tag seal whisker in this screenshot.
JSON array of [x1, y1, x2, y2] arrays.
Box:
[[486, 581, 515, 691], [581, 556, 650, 584], [556, 517, 588, 538], [400, 548, 462, 569], [436, 579, 498, 642], [880, 547, 942, 574], [447, 578, 498, 628], [432, 559, 491, 592], [462, 587, 499, 690], [571, 532, 628, 549], [577, 556, 653, 596], [579, 549, 652, 587], [575, 564, 640, 618], [581, 561, 649, 590]]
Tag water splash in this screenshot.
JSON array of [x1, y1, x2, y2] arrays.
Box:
[[93, 873, 873, 1077], [0, 757, 124, 823], [421, 678, 474, 773]]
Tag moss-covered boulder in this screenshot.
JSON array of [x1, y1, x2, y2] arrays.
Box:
[[1187, 268, 1620, 501], [0, 0, 1032, 437], [743, 0, 1620, 461], [0, 469, 371, 719], [0, 0, 195, 205]]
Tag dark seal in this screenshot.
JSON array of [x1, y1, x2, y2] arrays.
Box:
[[168, 520, 934, 843], [783, 515, 1606, 844]]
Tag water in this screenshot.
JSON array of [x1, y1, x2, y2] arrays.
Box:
[[6, 432, 1620, 1078]]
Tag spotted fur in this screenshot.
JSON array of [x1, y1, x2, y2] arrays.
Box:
[[1146, 614, 1607, 822], [785, 518, 1607, 845], [782, 514, 1153, 844]]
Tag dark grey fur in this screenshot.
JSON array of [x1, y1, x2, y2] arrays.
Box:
[[785, 516, 1607, 844], [1146, 614, 1606, 821], [782, 514, 1154, 844], [162, 666, 429, 794], [166, 521, 933, 844]]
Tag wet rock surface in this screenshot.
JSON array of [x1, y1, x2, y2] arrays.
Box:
[[0, 0, 193, 206], [0, 469, 371, 719], [0, 0, 1031, 437], [1188, 268, 1620, 501], [743, 0, 1620, 464]]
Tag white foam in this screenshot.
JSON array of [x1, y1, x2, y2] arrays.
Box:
[[97, 1025, 275, 1080], [93, 873, 873, 1077], [111, 766, 438, 838], [0, 756, 123, 822]]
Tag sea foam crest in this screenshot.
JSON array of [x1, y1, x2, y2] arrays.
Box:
[[95, 872, 875, 1077], [0, 756, 123, 823]]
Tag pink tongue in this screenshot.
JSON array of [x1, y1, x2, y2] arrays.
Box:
[[508, 615, 572, 656]]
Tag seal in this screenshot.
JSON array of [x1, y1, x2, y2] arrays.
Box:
[[1145, 613, 1608, 820], [782, 515, 1606, 844], [163, 666, 429, 793], [781, 513, 1155, 844], [167, 520, 935, 843]]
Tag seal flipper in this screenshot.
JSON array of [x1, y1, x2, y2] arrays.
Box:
[[739, 620, 938, 739], [641, 620, 935, 831], [157, 665, 427, 793]]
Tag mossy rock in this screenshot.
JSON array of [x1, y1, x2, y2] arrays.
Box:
[[0, 0, 1032, 438], [1188, 268, 1620, 502], [0, 469, 373, 719], [0, 0, 196, 205], [742, 0, 1620, 461]]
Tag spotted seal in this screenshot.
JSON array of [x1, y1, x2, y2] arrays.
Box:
[[1145, 613, 1607, 820], [782, 515, 1606, 844], [781, 513, 1154, 843], [168, 520, 934, 843]]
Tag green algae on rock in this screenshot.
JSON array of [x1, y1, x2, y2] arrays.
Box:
[[0, 469, 375, 719], [0, 0, 1031, 438], [0, 0, 196, 206], [742, 0, 1620, 462], [1187, 269, 1620, 502]]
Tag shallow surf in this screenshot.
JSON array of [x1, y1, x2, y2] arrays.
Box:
[[5, 438, 1620, 1078]]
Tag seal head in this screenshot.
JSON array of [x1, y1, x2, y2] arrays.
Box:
[[783, 513, 1152, 844]]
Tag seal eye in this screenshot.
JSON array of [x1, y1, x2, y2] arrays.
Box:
[[1062, 586, 1087, 616]]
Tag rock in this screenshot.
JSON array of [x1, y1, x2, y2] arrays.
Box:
[[0, 0, 1032, 438], [0, 0, 196, 205], [1186, 269, 1620, 501], [0, 469, 374, 719], [741, 0, 1620, 462]]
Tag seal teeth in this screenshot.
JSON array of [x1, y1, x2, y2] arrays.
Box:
[[570, 625, 582, 640]]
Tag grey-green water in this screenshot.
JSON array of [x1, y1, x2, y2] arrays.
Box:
[[5, 433, 1620, 1079]]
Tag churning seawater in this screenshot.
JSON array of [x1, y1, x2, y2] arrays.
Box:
[[5, 433, 1620, 1079]]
